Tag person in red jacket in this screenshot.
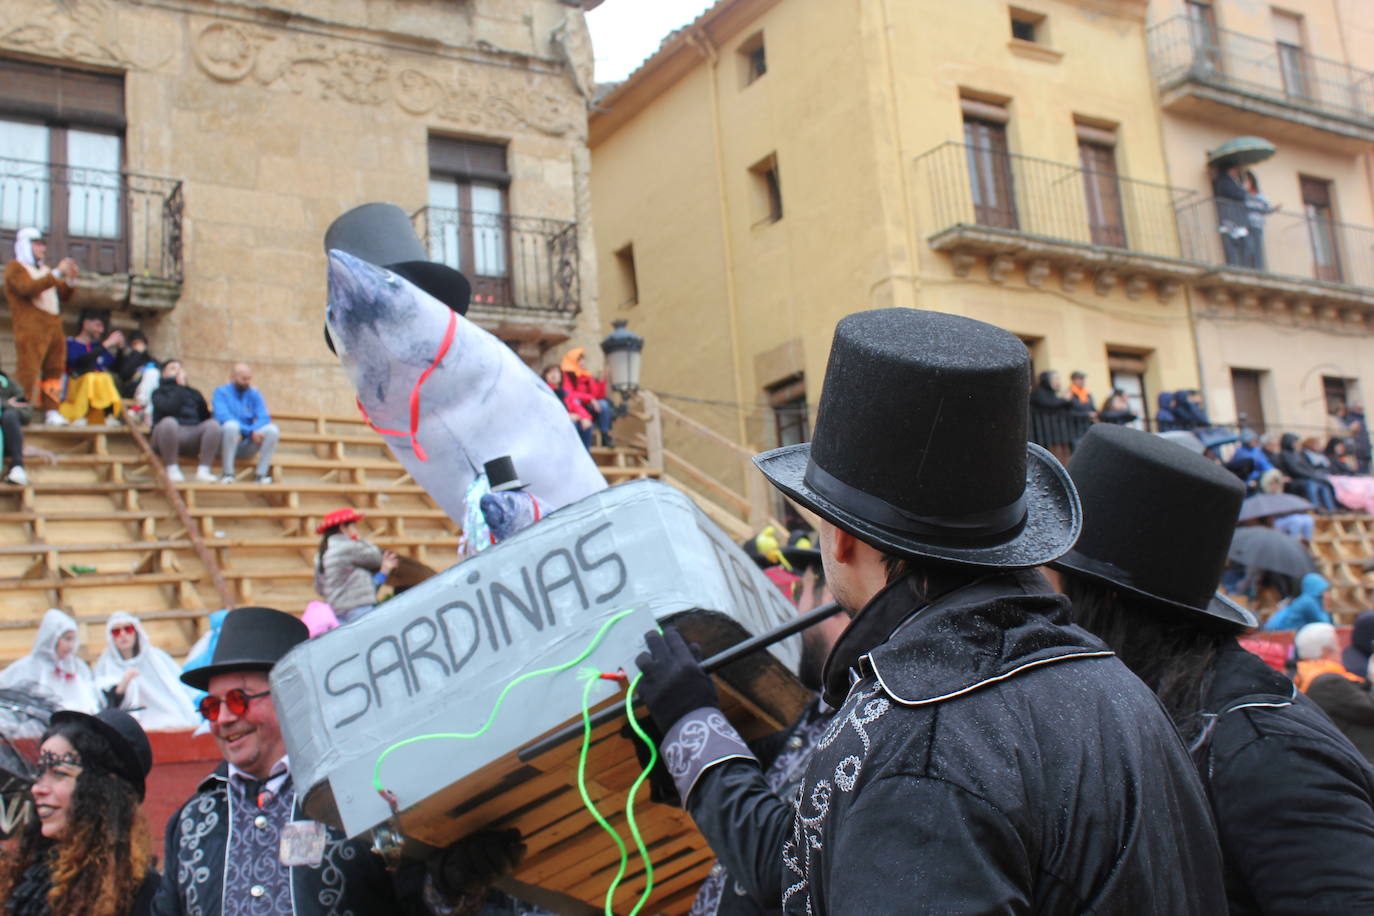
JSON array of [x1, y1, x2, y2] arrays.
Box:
[[559, 347, 614, 447], [541, 365, 593, 449]]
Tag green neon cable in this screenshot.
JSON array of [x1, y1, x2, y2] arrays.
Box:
[[576, 671, 630, 916], [371, 606, 639, 796], [621, 672, 656, 916]]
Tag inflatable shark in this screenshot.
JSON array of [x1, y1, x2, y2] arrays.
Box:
[[325, 248, 607, 524]]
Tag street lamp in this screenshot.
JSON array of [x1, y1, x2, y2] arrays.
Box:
[[600, 319, 644, 417]]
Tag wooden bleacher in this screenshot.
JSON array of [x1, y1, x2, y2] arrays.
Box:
[[1311, 514, 1374, 618], [0, 410, 660, 665]]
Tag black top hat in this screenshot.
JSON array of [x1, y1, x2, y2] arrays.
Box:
[[50, 707, 153, 800], [484, 456, 525, 492], [180, 606, 308, 691], [754, 309, 1080, 568], [324, 203, 470, 315], [1050, 424, 1255, 628]]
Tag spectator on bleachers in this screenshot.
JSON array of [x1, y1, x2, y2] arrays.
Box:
[[1029, 370, 1075, 456], [1293, 622, 1361, 692], [560, 347, 615, 447], [1347, 612, 1374, 677], [1226, 430, 1276, 490], [314, 508, 398, 623], [1277, 433, 1339, 512], [112, 330, 160, 416], [1098, 388, 1137, 425], [1344, 402, 1372, 473], [212, 362, 279, 485], [1308, 656, 1374, 765], [1327, 436, 1363, 474], [1067, 371, 1096, 417], [542, 364, 594, 449], [1264, 573, 1333, 631], [5, 228, 77, 425], [94, 612, 198, 732], [59, 308, 124, 427], [150, 359, 219, 483], [0, 361, 31, 486], [0, 608, 100, 713], [1155, 391, 1181, 431]]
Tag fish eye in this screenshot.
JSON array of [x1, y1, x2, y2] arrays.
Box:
[[383, 271, 398, 286]]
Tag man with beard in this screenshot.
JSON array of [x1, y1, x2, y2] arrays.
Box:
[[687, 563, 847, 916], [637, 309, 1227, 914]]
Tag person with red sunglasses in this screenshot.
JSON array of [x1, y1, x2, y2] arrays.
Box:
[[94, 613, 197, 731], [157, 606, 500, 916]]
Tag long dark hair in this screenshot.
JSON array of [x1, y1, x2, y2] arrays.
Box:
[[0, 720, 152, 915], [316, 524, 344, 573], [1061, 573, 1237, 742]]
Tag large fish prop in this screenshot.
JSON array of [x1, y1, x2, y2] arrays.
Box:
[[324, 248, 607, 524]]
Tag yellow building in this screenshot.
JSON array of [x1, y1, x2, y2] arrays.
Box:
[[591, 0, 1206, 503], [0, 0, 604, 414], [1148, 0, 1374, 438]]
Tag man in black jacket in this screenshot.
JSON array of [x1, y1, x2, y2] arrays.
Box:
[[149, 359, 219, 483], [638, 309, 1227, 915]]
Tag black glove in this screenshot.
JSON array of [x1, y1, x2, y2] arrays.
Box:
[[428, 828, 526, 900], [635, 627, 719, 734]]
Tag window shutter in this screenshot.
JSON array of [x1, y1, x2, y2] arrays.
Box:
[[428, 136, 510, 185], [0, 57, 124, 129]]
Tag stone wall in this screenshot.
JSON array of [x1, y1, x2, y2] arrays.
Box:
[[0, 0, 600, 414]]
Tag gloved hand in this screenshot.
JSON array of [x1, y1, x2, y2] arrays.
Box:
[[428, 828, 526, 900], [635, 627, 719, 734]]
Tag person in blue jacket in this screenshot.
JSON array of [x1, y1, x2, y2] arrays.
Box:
[[211, 362, 279, 484], [1265, 572, 1332, 631]]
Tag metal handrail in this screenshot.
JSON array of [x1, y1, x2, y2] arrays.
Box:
[[1147, 14, 1374, 122]]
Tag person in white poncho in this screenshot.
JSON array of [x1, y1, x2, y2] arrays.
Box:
[[0, 609, 100, 713], [95, 612, 198, 731]]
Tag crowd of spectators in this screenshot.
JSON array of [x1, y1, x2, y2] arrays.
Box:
[[542, 346, 617, 450]]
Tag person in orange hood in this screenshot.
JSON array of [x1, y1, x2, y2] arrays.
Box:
[[559, 347, 615, 447]]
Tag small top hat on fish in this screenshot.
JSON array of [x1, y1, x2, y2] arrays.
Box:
[[753, 308, 1081, 568], [1050, 423, 1255, 628]]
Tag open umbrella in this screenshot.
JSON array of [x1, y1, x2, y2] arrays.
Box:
[[1229, 526, 1318, 578], [1240, 493, 1314, 522], [1156, 430, 1206, 454], [1208, 136, 1277, 169]]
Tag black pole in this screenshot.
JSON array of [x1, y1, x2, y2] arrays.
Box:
[[516, 601, 842, 762]]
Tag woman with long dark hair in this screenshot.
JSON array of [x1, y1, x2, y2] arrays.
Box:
[[1047, 424, 1374, 912], [0, 708, 158, 915]]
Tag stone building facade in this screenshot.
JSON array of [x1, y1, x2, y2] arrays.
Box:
[[0, 0, 602, 414]]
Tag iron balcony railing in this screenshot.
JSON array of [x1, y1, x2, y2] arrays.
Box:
[[1177, 196, 1374, 289], [0, 156, 183, 282], [412, 206, 580, 316], [1148, 15, 1374, 123], [916, 141, 1194, 260]]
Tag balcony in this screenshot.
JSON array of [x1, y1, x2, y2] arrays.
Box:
[[411, 206, 581, 352], [1147, 15, 1374, 147], [0, 157, 183, 313], [915, 141, 1198, 301], [1177, 196, 1374, 312]]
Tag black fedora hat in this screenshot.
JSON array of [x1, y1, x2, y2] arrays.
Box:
[[50, 707, 153, 800], [754, 309, 1080, 568], [180, 606, 308, 691], [324, 203, 471, 315], [1051, 424, 1255, 628]]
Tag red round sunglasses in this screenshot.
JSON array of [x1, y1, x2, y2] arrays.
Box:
[[112, 624, 137, 638], [199, 688, 270, 722]]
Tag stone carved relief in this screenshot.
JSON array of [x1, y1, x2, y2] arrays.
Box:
[[191, 21, 577, 137], [0, 0, 172, 70]]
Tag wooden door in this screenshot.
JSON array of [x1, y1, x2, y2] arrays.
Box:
[[1230, 368, 1266, 433], [963, 119, 1018, 230], [1079, 142, 1127, 249], [1301, 176, 1343, 283]]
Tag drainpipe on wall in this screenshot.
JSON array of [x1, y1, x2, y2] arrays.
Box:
[[686, 25, 752, 451]]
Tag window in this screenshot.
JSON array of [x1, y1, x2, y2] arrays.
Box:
[[427, 136, 510, 306], [1300, 175, 1342, 283], [1107, 350, 1150, 432], [749, 154, 783, 225], [1009, 7, 1045, 43], [1272, 10, 1309, 99], [767, 373, 809, 449], [739, 32, 766, 87], [1186, 1, 1222, 76], [1322, 376, 1359, 416], [1076, 121, 1125, 249], [613, 243, 639, 308], [0, 58, 125, 273], [1017, 335, 1043, 378], [1230, 368, 1268, 432], [962, 97, 1017, 230]]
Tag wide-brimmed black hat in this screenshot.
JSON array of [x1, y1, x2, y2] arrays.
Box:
[[50, 708, 153, 800], [180, 606, 308, 690], [1051, 423, 1255, 628], [754, 309, 1080, 568], [324, 202, 471, 315]]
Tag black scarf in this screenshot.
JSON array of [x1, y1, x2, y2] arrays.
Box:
[[6, 857, 52, 915]]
